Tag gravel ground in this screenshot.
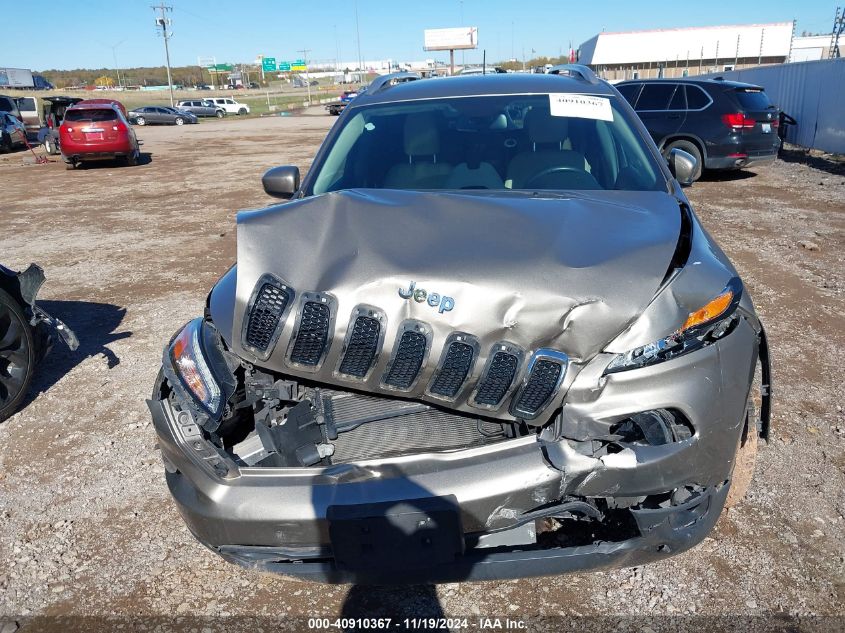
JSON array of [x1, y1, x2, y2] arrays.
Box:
[[0, 115, 843, 633]]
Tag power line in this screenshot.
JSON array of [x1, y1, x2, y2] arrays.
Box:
[[152, 2, 175, 107]]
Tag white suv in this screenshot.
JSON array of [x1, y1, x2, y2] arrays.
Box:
[[209, 98, 250, 115]]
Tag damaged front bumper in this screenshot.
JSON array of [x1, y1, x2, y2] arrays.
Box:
[[149, 316, 761, 583]]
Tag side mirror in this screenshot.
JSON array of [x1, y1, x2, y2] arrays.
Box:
[[667, 148, 697, 186], [262, 165, 300, 199]]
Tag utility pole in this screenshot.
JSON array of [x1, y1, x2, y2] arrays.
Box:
[[298, 48, 312, 105], [110, 39, 126, 88], [152, 3, 175, 106], [355, 0, 363, 80]]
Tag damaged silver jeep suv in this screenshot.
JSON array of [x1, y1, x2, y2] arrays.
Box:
[[149, 66, 772, 583]]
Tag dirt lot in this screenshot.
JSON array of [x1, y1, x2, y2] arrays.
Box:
[[0, 114, 843, 632]]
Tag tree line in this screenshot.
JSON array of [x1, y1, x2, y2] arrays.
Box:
[[38, 65, 225, 88]]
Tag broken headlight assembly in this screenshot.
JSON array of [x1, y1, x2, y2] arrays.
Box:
[[168, 318, 235, 421], [604, 277, 742, 374]]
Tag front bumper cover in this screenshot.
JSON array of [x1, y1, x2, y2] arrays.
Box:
[[148, 317, 759, 583]]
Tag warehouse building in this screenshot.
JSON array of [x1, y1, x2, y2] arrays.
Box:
[[578, 22, 795, 81]]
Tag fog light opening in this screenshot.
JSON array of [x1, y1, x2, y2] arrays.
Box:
[[610, 409, 694, 446]]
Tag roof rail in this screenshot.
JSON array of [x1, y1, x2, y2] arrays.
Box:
[[547, 64, 600, 85], [368, 72, 422, 93]]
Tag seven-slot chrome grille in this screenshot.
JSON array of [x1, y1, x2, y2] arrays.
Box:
[[243, 279, 568, 419]]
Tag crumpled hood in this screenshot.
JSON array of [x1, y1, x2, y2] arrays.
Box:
[[227, 188, 681, 420]]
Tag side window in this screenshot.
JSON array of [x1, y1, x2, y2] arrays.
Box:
[[668, 85, 686, 110], [616, 83, 641, 106], [635, 84, 676, 111], [685, 85, 710, 110], [225, 99, 234, 105]]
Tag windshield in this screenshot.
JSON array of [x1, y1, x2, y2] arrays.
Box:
[[310, 93, 665, 194]]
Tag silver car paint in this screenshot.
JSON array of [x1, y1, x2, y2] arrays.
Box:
[[152, 314, 756, 546], [218, 188, 707, 423]]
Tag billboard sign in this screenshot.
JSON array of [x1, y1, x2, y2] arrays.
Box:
[[423, 27, 478, 51]]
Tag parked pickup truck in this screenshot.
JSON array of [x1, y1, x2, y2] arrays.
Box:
[[325, 90, 359, 116]]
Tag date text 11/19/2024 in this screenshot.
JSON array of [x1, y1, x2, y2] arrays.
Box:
[[307, 617, 528, 630]]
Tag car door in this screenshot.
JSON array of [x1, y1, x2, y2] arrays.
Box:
[[153, 107, 173, 124], [615, 83, 642, 108], [135, 107, 154, 123], [6, 114, 25, 145], [633, 83, 687, 148]]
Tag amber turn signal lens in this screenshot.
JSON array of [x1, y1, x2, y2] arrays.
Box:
[[681, 289, 734, 332]]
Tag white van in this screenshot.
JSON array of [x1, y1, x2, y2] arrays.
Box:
[[11, 96, 40, 133]]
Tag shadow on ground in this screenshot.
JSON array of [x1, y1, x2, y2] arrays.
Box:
[[70, 152, 153, 169], [777, 146, 845, 176], [20, 300, 131, 408], [698, 169, 758, 183], [341, 584, 447, 632]]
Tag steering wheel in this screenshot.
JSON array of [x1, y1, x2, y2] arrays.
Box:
[[523, 166, 595, 189]]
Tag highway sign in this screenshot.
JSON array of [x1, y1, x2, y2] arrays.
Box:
[[278, 61, 291, 71], [262, 57, 277, 71]]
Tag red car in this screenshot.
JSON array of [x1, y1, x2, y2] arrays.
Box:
[[59, 103, 140, 168]]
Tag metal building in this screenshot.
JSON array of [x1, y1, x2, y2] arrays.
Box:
[[578, 22, 794, 81]]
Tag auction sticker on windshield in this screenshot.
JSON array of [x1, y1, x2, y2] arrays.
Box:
[[549, 93, 613, 121]]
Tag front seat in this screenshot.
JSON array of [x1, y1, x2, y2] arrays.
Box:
[[506, 108, 589, 189], [384, 113, 452, 189]]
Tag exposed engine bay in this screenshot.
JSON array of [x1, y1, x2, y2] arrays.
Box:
[[226, 368, 525, 467]]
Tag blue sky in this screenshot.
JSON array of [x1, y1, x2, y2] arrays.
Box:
[[0, 0, 836, 70]]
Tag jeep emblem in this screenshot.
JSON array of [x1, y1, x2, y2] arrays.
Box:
[[398, 281, 454, 314]]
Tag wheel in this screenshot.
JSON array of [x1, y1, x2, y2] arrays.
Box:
[[238, 108, 247, 115], [0, 133, 11, 154], [43, 136, 56, 155], [724, 399, 759, 509], [175, 117, 184, 126], [121, 150, 138, 167], [215, 110, 224, 118], [664, 139, 703, 181], [0, 287, 36, 423], [135, 116, 146, 126]]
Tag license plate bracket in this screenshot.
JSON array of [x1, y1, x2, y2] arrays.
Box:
[[327, 495, 464, 572]]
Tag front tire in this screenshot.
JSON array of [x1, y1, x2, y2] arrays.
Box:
[[0, 288, 36, 423], [44, 136, 57, 155], [135, 117, 146, 126], [238, 108, 247, 115], [664, 139, 703, 181], [216, 110, 224, 118], [724, 400, 758, 509], [0, 133, 11, 154], [175, 117, 184, 126]]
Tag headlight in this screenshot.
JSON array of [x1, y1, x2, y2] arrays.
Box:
[[605, 278, 742, 374], [169, 318, 228, 418]]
